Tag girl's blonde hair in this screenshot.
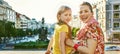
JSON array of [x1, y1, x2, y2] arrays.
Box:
[[57, 5, 71, 24], [56, 5, 72, 39]]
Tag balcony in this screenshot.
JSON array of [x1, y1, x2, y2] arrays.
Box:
[[113, 28, 120, 31], [0, 13, 5, 16], [113, 10, 120, 12], [113, 18, 120, 22]]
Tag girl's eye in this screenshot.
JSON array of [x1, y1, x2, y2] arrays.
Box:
[[65, 14, 68, 16]]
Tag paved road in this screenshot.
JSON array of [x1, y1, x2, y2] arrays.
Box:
[[0, 51, 45, 54]]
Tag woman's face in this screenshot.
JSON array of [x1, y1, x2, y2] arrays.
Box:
[[60, 9, 72, 24], [79, 5, 93, 23]]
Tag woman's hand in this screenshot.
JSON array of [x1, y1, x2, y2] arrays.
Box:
[[77, 38, 97, 54]]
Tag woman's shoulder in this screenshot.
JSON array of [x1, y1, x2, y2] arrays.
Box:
[[87, 18, 99, 27]]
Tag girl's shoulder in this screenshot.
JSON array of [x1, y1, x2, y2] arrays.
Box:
[[55, 24, 68, 30]]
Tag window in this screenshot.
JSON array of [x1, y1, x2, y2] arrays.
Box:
[[106, 5, 109, 10], [114, 5, 119, 10], [114, 23, 119, 28], [114, 13, 119, 18], [113, 34, 120, 38]]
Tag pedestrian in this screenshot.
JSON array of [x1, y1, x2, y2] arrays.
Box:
[[66, 2, 104, 54], [45, 5, 73, 54]]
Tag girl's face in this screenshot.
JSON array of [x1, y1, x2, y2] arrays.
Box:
[[60, 9, 72, 24], [79, 5, 93, 23]]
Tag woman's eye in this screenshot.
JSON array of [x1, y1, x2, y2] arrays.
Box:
[[85, 10, 88, 13], [79, 11, 82, 14], [69, 14, 71, 16]]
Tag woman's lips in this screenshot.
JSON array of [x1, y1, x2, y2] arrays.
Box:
[[81, 18, 87, 21]]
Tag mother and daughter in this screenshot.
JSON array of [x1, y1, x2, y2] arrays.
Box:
[[45, 2, 104, 54]]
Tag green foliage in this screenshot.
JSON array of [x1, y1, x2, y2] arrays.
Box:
[[33, 29, 39, 35], [14, 41, 49, 49], [0, 20, 39, 37], [0, 20, 15, 37], [72, 27, 80, 37]]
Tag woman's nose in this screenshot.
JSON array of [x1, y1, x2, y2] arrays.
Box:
[[81, 12, 85, 15]]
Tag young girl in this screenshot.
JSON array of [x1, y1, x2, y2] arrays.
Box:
[[66, 2, 104, 54], [45, 5, 73, 54]]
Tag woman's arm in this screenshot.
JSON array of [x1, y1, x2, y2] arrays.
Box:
[[59, 32, 66, 54], [77, 39, 97, 54], [66, 38, 97, 54]]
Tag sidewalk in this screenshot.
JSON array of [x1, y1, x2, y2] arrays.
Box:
[[0, 50, 46, 54], [0, 50, 120, 54]]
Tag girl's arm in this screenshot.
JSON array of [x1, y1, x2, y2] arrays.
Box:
[[66, 38, 75, 47], [45, 37, 53, 54], [59, 32, 66, 54]]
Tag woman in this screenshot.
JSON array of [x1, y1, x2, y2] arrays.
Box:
[[66, 2, 104, 54], [45, 5, 73, 54]]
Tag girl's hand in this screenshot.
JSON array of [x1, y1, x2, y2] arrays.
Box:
[[45, 50, 51, 54], [71, 48, 76, 54]]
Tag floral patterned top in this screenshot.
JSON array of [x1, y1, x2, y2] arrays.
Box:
[[77, 17, 104, 54]]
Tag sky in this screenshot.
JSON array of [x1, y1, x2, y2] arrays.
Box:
[[4, 0, 96, 24]]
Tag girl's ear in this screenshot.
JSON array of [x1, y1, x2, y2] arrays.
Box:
[[58, 15, 61, 20]]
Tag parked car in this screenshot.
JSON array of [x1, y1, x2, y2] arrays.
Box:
[[105, 46, 120, 51]]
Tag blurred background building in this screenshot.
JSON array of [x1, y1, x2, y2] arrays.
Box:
[[93, 0, 120, 43]]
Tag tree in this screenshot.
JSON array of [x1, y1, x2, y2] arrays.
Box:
[[0, 20, 16, 43], [5, 21, 15, 37], [0, 20, 4, 37]]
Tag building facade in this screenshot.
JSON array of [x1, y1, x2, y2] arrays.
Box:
[[0, 0, 16, 27], [15, 12, 30, 30], [106, 0, 120, 42], [94, 0, 120, 42], [28, 18, 39, 31], [70, 15, 81, 28]]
